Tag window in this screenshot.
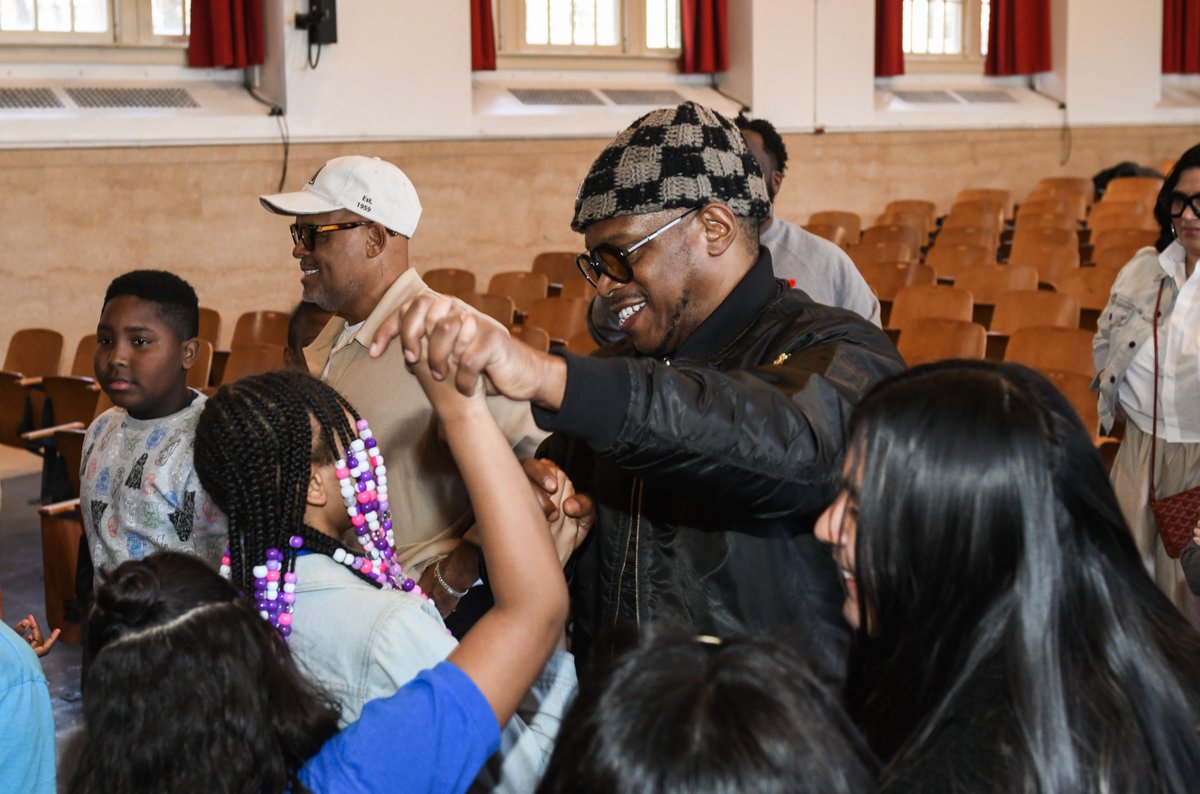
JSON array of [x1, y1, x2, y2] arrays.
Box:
[[497, 0, 681, 68], [903, 0, 990, 72], [0, 0, 190, 50]]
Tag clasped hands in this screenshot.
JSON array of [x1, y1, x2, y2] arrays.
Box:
[[376, 292, 594, 575], [371, 291, 567, 411]]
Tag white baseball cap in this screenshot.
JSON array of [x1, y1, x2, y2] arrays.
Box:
[[259, 155, 422, 238]]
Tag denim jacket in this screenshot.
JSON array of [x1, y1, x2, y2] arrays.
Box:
[[1093, 244, 1181, 434]]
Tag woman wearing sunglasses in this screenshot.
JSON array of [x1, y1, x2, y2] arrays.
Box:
[[1095, 142, 1200, 625]]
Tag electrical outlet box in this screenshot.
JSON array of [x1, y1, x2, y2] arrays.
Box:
[[297, 0, 337, 45]]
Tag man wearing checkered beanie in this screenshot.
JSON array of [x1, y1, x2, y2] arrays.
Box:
[[374, 101, 904, 685]]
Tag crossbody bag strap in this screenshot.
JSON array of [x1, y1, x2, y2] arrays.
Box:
[[1149, 278, 1168, 504]]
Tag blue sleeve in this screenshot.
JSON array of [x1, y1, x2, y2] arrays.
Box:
[[299, 661, 501, 794]]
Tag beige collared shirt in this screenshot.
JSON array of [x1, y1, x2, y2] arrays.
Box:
[[305, 269, 546, 575]]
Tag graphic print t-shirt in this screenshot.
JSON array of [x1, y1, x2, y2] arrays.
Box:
[[80, 391, 227, 583]]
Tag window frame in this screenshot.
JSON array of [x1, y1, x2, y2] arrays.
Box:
[[0, 0, 189, 65], [902, 0, 988, 75], [495, 0, 681, 72]]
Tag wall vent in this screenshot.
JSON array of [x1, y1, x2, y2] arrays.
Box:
[[601, 88, 685, 106], [508, 88, 603, 106], [955, 89, 1017, 104], [0, 88, 63, 109], [891, 89, 959, 104], [65, 87, 199, 109]]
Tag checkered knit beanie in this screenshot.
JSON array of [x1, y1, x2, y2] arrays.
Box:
[[571, 101, 772, 232]]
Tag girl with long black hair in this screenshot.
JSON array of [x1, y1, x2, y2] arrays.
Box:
[[816, 360, 1200, 792]]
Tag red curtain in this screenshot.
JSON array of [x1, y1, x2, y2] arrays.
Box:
[[188, 0, 264, 68], [471, 0, 497, 71], [1163, 0, 1200, 74], [985, 0, 1051, 76], [875, 0, 905, 77], [679, 0, 727, 74]]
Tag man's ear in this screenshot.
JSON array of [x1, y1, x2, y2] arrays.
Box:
[[365, 222, 398, 258], [307, 467, 330, 508], [180, 337, 200, 372], [698, 203, 738, 257], [770, 172, 784, 198]]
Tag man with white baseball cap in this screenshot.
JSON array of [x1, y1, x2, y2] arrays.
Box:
[[260, 156, 546, 627]]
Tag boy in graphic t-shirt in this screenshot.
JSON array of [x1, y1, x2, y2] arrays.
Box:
[[80, 270, 227, 585]]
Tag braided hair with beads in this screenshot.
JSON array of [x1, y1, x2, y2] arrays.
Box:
[[194, 370, 419, 638]]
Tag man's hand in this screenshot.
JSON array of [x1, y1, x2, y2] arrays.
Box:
[[371, 292, 567, 410], [523, 458, 595, 565], [14, 614, 59, 658]]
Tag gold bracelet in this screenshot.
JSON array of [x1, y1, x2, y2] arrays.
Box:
[[434, 558, 469, 599]]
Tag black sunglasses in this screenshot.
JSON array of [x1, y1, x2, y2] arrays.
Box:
[[290, 221, 372, 250], [1168, 191, 1200, 219], [575, 207, 699, 288]]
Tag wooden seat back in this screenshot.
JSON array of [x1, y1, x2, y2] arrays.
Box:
[[464, 292, 516, 326], [1007, 242, 1081, 288], [4, 328, 64, 379], [888, 284, 973, 332], [991, 290, 1081, 335], [40, 376, 101, 429], [856, 261, 937, 302], [71, 334, 96, 377], [809, 210, 862, 244], [489, 271, 550, 316], [218, 343, 286, 385], [524, 297, 591, 344], [532, 252, 580, 292], [933, 225, 997, 252], [1004, 327, 1095, 378], [897, 318, 986, 366], [956, 264, 1040, 306], [849, 240, 918, 267], [1101, 176, 1163, 205], [802, 223, 849, 249], [861, 223, 923, 255], [509, 324, 551, 352], [188, 339, 215, 390], [198, 306, 222, 346], [925, 243, 994, 283], [423, 268, 477, 299], [955, 188, 1014, 220], [231, 311, 290, 349]]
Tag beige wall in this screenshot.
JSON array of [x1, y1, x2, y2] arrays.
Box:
[[3, 124, 1198, 369]]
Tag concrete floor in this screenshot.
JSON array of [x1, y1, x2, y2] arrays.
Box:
[[1, 446, 83, 792]]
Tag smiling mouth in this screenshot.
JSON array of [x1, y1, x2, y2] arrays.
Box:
[[615, 301, 646, 327], [301, 266, 319, 276]]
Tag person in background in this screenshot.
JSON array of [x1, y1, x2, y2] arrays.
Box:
[[80, 269, 227, 587], [283, 300, 334, 370], [1095, 143, 1200, 627], [735, 113, 880, 326], [260, 156, 545, 627]]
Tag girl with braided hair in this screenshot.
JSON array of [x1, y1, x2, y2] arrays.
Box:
[[70, 351, 573, 793], [194, 369, 458, 718], [191, 369, 580, 792]]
